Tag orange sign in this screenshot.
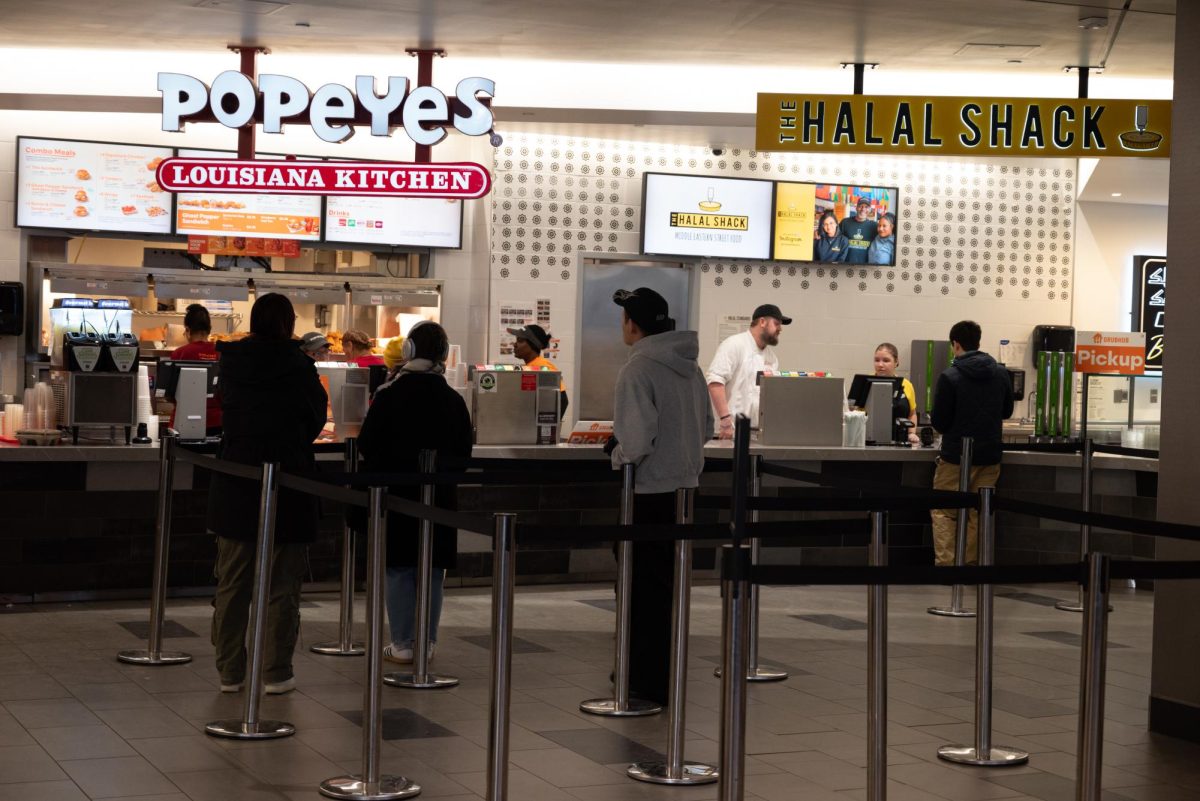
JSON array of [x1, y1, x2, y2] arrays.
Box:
[[1075, 331, 1146, 375], [187, 235, 300, 257]]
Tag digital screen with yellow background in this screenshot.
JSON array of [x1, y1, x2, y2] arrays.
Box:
[[773, 182, 898, 266]]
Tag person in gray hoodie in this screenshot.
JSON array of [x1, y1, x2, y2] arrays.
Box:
[[606, 286, 712, 704]]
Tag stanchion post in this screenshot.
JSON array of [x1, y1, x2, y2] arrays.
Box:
[[1058, 438, 1095, 613], [629, 489, 718, 785], [320, 487, 420, 800], [718, 543, 751, 801], [1076, 552, 1111, 801], [206, 462, 295, 740], [929, 437, 976, 617], [487, 513, 517, 801], [386, 449, 459, 689], [580, 463, 661, 716], [937, 487, 1029, 767], [313, 437, 365, 656], [119, 433, 192, 666], [866, 511, 888, 801]]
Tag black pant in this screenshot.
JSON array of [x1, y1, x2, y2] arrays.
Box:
[[626, 491, 676, 705]]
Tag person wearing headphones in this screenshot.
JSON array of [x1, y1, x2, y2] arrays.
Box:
[[356, 321, 473, 664], [507, 323, 568, 417]]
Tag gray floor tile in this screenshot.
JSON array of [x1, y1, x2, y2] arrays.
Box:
[[0, 674, 70, 702], [949, 689, 1075, 719], [166, 767, 289, 801], [792, 614, 868, 631], [458, 633, 551, 653], [3, 699, 101, 729], [31, 724, 137, 760], [59, 755, 178, 799], [997, 590, 1071, 608], [95, 706, 198, 739], [576, 598, 615, 612], [338, 707, 457, 740], [537, 728, 663, 764], [69, 682, 164, 711], [0, 745, 68, 784], [128, 735, 240, 773], [510, 746, 628, 787], [1021, 631, 1129, 649], [0, 780, 89, 801], [117, 621, 199, 640], [987, 771, 1133, 801]]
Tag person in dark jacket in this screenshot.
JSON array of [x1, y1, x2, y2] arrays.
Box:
[[207, 293, 328, 694], [356, 321, 473, 664], [930, 320, 1014, 566], [814, 210, 850, 263]]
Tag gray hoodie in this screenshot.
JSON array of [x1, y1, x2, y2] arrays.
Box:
[[612, 330, 714, 494]]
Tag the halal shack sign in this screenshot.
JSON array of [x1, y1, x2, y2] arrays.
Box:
[[159, 72, 496, 146]]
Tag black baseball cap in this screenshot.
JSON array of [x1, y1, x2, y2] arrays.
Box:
[[506, 324, 549, 351], [613, 287, 673, 334], [752, 304, 792, 325], [300, 331, 332, 352]]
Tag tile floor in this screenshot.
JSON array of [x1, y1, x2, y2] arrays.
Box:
[[0, 579, 1196, 801]]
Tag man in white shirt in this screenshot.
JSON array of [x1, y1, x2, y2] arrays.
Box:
[[706, 304, 791, 439]]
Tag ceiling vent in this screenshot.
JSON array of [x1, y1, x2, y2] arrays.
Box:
[[192, 0, 290, 16], [954, 43, 1041, 59]]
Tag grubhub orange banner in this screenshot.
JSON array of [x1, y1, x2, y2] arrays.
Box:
[[1075, 331, 1146, 375]]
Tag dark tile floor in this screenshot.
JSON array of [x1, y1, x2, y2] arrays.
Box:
[[0, 580, 1194, 801]]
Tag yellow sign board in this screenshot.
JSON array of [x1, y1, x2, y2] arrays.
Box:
[[756, 94, 1171, 158], [772, 182, 816, 261]]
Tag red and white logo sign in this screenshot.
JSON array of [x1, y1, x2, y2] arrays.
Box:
[[155, 158, 491, 199], [1075, 330, 1146, 375]]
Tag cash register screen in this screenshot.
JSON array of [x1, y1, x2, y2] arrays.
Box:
[[156, 359, 219, 400], [847, 374, 904, 408]]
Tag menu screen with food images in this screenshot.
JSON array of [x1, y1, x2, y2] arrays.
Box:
[[641, 173, 774, 259], [16, 137, 174, 234], [174, 149, 323, 241], [324, 195, 463, 248]]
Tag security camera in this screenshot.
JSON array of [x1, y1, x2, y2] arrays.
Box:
[[711, 147, 725, 157], [489, 131, 504, 148]]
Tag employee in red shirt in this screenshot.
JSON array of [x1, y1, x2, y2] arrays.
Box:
[[169, 303, 222, 435], [342, 329, 386, 368]]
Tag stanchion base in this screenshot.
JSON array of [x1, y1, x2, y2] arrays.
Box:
[[204, 719, 295, 740], [937, 744, 1030, 766], [319, 774, 421, 800], [713, 666, 789, 682], [382, 672, 459, 689], [628, 761, 719, 785], [927, 606, 977, 618], [310, 641, 366, 656], [116, 650, 192, 666], [579, 697, 662, 717]]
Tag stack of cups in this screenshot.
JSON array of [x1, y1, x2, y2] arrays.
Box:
[[36, 383, 55, 430], [136, 364, 158, 443], [3, 403, 24, 437]]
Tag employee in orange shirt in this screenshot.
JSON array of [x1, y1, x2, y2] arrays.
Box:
[[507, 324, 568, 417], [169, 303, 221, 435]]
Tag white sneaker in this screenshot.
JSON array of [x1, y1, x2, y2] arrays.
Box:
[[264, 677, 295, 695], [383, 644, 413, 664], [220, 682, 243, 693]]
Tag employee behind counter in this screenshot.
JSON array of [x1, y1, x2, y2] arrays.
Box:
[[852, 342, 920, 445], [507, 324, 568, 417]]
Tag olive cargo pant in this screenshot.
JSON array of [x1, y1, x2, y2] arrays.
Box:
[[931, 459, 1001, 566]]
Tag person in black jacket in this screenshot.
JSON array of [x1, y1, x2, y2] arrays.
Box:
[[930, 320, 1014, 566], [207, 293, 328, 694], [356, 321, 472, 664]]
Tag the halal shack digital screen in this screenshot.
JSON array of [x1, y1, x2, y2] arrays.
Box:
[[640, 173, 774, 260], [773, 182, 899, 266]]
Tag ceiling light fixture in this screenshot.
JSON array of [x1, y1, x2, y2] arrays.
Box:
[[1079, 15, 1108, 31], [1111, 192, 1122, 197]]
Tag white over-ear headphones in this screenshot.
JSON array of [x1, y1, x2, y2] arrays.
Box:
[[401, 320, 449, 363]]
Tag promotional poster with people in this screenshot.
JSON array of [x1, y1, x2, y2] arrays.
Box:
[[773, 182, 898, 265]]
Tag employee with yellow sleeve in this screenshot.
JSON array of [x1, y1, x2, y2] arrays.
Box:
[[507, 324, 568, 417]]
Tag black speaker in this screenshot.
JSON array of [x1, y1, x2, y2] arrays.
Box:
[[0, 282, 22, 336]]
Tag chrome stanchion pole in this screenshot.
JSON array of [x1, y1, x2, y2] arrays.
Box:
[[630, 489, 718, 785], [206, 462, 294, 740], [320, 487, 421, 800], [929, 437, 977, 617], [487, 513, 517, 801], [717, 543, 751, 801], [1076, 552, 1111, 801], [313, 437, 365, 656], [387, 449, 458, 690], [119, 434, 191, 666], [938, 487, 1028, 767], [866, 511, 888, 801], [581, 463, 661, 716], [1058, 439, 1094, 613]]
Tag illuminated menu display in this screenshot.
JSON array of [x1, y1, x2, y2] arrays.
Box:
[[174, 149, 322, 241], [16, 137, 173, 234], [641, 173, 773, 259], [325, 196, 463, 248]]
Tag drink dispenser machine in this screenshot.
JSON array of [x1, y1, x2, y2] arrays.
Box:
[[469, 366, 561, 445]]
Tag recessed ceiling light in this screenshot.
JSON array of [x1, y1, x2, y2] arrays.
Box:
[[1079, 15, 1108, 30], [1111, 192, 1122, 197]]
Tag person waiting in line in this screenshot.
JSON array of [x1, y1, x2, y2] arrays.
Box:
[[867, 212, 896, 265], [606, 287, 711, 705], [207, 293, 328, 695], [300, 331, 332, 361], [507, 323, 569, 417], [342, 329, 385, 368], [839, 198, 878, 264], [168, 303, 222, 436], [814, 210, 850, 263], [356, 321, 472, 664], [865, 342, 920, 445], [707, 304, 791, 439], [930, 320, 1014, 566]]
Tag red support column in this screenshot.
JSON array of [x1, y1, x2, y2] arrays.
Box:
[[228, 45, 270, 159]]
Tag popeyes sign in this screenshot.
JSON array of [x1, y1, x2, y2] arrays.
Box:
[[1075, 331, 1146, 375]]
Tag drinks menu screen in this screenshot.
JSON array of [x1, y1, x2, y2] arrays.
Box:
[[16, 137, 174, 235], [324, 196, 463, 248], [174, 150, 322, 241]]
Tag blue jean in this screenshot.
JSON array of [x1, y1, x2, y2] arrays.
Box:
[[385, 566, 444, 647]]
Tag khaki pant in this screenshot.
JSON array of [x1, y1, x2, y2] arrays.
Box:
[[931, 460, 1001, 566], [212, 536, 307, 685]]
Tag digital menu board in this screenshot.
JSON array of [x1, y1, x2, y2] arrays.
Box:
[[773, 182, 899, 265], [16, 137, 174, 235], [174, 149, 322, 241], [640, 173, 774, 259], [325, 196, 463, 249]]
